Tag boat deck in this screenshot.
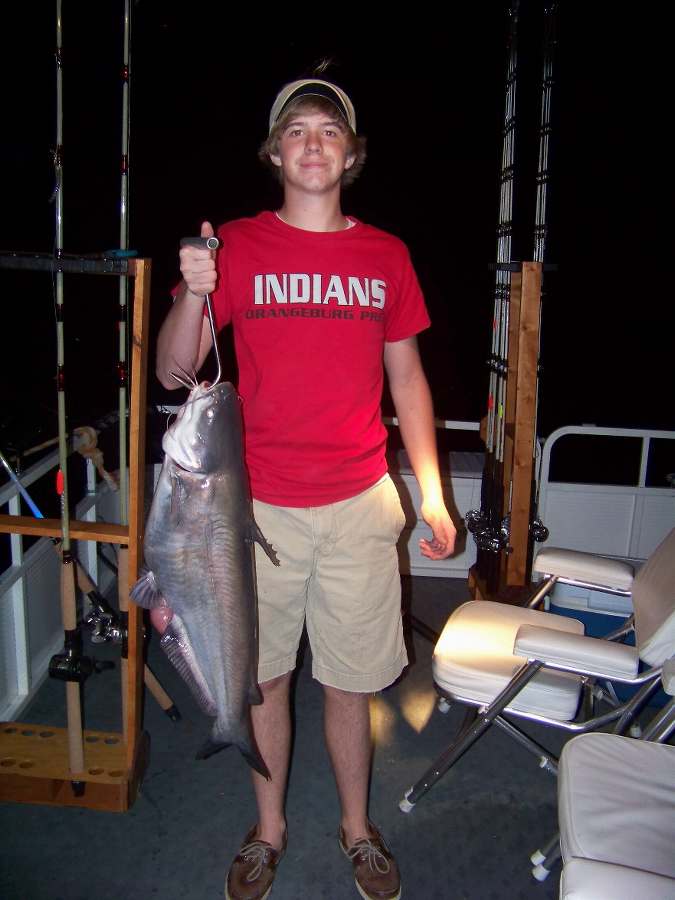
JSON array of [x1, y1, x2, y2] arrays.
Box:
[[0, 575, 573, 899]]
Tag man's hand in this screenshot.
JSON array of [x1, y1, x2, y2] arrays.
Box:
[[419, 499, 457, 560], [179, 220, 217, 297]]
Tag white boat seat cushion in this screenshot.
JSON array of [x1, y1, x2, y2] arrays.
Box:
[[533, 547, 634, 592], [432, 601, 583, 721], [560, 857, 675, 900], [559, 733, 675, 880]]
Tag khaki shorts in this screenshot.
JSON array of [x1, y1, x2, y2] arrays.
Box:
[[252, 474, 408, 692]]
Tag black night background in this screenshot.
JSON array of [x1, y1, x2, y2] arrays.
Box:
[[1, 3, 672, 492]]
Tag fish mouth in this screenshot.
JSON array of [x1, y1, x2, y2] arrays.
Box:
[[162, 381, 237, 472]]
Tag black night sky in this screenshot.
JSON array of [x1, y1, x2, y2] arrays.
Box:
[[1, 3, 672, 479]]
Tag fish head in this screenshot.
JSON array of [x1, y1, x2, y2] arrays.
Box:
[[162, 381, 241, 474]]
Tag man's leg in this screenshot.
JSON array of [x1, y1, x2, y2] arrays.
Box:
[[324, 683, 401, 900], [308, 479, 405, 899], [225, 673, 292, 900], [323, 685, 371, 845], [248, 500, 311, 848], [250, 672, 293, 850]]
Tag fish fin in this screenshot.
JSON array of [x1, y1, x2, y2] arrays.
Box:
[[130, 568, 165, 609], [240, 746, 271, 780], [249, 520, 280, 566], [160, 616, 218, 717], [196, 724, 271, 780], [195, 737, 230, 761], [248, 682, 263, 706]]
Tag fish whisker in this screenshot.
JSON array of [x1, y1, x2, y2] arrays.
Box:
[[169, 370, 194, 390], [175, 363, 199, 388]]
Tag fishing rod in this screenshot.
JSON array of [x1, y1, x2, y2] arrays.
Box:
[[50, 1, 89, 786], [466, 0, 521, 590], [117, 0, 131, 529], [527, 3, 558, 556], [114, 2, 132, 742], [53, 0, 68, 550]]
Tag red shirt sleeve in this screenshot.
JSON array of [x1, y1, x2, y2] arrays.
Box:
[[384, 245, 431, 342]]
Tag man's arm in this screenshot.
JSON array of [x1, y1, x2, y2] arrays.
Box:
[[156, 220, 217, 390], [384, 336, 456, 560]]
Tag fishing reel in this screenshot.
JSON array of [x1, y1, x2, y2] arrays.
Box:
[[467, 508, 549, 551], [83, 594, 126, 644], [49, 630, 114, 683], [531, 517, 549, 543], [465, 509, 509, 553]]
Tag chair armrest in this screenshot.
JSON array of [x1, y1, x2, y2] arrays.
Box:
[[533, 547, 634, 592], [514, 624, 639, 679]]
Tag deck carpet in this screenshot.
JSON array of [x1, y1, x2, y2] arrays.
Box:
[[1, 577, 566, 899]]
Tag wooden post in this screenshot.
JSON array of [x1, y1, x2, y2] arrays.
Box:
[[125, 258, 151, 770], [469, 261, 543, 603], [506, 262, 542, 587]]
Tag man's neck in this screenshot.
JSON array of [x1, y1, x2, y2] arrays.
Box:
[[277, 189, 350, 233]]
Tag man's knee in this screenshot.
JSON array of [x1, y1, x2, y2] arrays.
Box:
[[260, 671, 292, 699], [323, 684, 371, 707]]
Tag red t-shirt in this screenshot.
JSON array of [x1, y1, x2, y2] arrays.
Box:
[[208, 211, 430, 506]]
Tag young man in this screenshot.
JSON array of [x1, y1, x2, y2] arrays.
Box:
[[156, 77, 456, 900]]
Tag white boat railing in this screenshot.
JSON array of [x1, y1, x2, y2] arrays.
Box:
[[537, 425, 675, 562], [0, 448, 117, 720]]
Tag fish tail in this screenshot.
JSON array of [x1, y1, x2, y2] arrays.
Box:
[[196, 721, 270, 780]]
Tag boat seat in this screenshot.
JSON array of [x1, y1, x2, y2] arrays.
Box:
[[558, 732, 675, 899], [533, 546, 635, 593], [399, 526, 675, 874], [433, 600, 583, 721]]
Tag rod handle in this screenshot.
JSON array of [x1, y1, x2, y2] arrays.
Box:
[[180, 236, 220, 250]]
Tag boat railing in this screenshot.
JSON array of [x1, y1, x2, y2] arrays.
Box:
[[0, 447, 117, 721], [537, 425, 675, 562]]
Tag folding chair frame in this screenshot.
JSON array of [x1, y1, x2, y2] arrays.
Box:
[[399, 625, 662, 813]]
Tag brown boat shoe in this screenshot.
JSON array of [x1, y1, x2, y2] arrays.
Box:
[[225, 825, 287, 900], [338, 822, 401, 900]]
